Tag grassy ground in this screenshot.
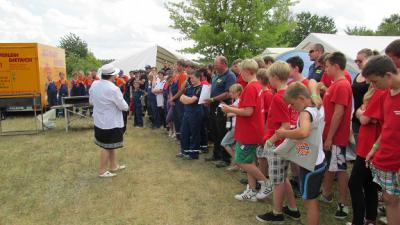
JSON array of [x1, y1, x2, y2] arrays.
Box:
[[0, 115, 348, 225]]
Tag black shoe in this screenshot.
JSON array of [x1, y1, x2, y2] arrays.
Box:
[[182, 154, 199, 160], [256, 211, 284, 223], [204, 157, 218, 162], [282, 206, 301, 220], [240, 178, 248, 185], [335, 203, 349, 219], [215, 161, 229, 168]]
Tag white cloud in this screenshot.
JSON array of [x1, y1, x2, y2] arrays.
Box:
[[0, 0, 398, 63]]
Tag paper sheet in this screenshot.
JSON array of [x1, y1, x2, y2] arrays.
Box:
[[198, 85, 211, 104]]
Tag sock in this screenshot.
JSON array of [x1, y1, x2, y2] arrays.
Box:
[[289, 206, 298, 211], [273, 209, 282, 215]]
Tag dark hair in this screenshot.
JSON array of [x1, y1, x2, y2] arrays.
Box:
[[286, 56, 304, 73], [362, 55, 398, 78], [317, 52, 330, 65], [158, 70, 166, 76], [385, 39, 400, 57], [326, 52, 346, 70], [101, 75, 113, 80], [194, 70, 202, 78], [358, 48, 380, 57], [263, 56, 275, 64], [198, 67, 211, 82], [176, 59, 186, 67], [314, 43, 325, 53]]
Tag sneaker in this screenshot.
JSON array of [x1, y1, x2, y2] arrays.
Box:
[[282, 206, 301, 220], [379, 217, 387, 225], [216, 161, 229, 168], [335, 203, 349, 219], [364, 220, 376, 225], [320, 194, 334, 203], [182, 154, 198, 160], [256, 211, 284, 224], [234, 188, 257, 202], [176, 152, 185, 158], [256, 180, 273, 200]]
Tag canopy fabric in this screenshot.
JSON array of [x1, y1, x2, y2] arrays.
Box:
[[296, 33, 400, 76], [111, 45, 181, 72]]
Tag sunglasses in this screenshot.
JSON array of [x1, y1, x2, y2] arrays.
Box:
[[355, 59, 363, 64], [309, 50, 315, 54]]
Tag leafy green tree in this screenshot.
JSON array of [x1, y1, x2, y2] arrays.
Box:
[[59, 33, 88, 58], [282, 12, 337, 47], [377, 13, 400, 36], [58, 33, 101, 76], [344, 26, 375, 36], [166, 0, 294, 63]]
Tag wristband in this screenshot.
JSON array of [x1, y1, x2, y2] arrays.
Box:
[[266, 140, 273, 147], [373, 143, 379, 150], [211, 97, 215, 102], [311, 93, 319, 98]]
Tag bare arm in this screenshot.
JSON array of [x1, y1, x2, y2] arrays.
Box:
[[222, 105, 253, 117], [276, 111, 311, 140], [268, 122, 290, 144], [324, 104, 345, 150]]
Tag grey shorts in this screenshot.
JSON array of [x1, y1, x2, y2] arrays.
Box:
[[326, 145, 347, 172], [221, 128, 235, 147]]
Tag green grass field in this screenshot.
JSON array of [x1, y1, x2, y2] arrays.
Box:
[[0, 115, 349, 225]]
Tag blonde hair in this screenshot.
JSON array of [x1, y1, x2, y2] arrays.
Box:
[[267, 61, 290, 81], [253, 57, 266, 69], [229, 83, 243, 94], [240, 59, 259, 74], [363, 85, 376, 105], [284, 82, 311, 101], [256, 68, 269, 85]]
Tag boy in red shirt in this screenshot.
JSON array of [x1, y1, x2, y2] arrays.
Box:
[[256, 62, 299, 223], [363, 53, 400, 225], [321, 52, 352, 219], [221, 59, 270, 202]]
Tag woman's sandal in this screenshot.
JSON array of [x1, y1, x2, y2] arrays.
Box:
[[111, 165, 126, 172], [99, 171, 117, 178]]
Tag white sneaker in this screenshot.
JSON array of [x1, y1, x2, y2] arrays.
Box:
[[234, 188, 257, 202], [256, 180, 273, 199]]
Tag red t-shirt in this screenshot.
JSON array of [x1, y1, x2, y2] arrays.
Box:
[[236, 73, 247, 89], [372, 90, 400, 172], [262, 89, 273, 124], [321, 70, 352, 88], [287, 78, 309, 127], [356, 90, 385, 158], [322, 78, 353, 146], [264, 89, 290, 145], [201, 80, 210, 85], [234, 81, 264, 144]]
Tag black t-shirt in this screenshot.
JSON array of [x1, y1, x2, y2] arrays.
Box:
[[351, 73, 370, 133], [139, 74, 148, 90]]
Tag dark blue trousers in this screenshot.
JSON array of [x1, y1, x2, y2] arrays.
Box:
[[180, 110, 203, 158]]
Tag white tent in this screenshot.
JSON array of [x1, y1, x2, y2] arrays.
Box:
[[296, 33, 400, 74], [111, 45, 182, 72], [261, 47, 294, 58]]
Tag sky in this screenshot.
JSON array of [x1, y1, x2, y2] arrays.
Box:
[[0, 0, 398, 60]]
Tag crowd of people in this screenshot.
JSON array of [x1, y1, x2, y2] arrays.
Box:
[[48, 39, 400, 225]]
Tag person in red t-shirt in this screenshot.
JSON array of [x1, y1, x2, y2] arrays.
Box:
[[221, 59, 270, 203], [363, 53, 400, 225], [320, 70, 352, 89], [232, 58, 247, 89], [256, 62, 299, 223], [348, 87, 385, 225], [255, 68, 273, 179], [321, 52, 352, 219]]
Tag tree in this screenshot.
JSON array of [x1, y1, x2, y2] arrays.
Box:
[[282, 12, 337, 47], [166, 0, 294, 63], [377, 13, 400, 36], [59, 33, 88, 58], [58, 33, 101, 76], [344, 26, 375, 36]]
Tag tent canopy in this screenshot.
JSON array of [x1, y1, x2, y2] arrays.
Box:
[[261, 47, 294, 58], [111, 45, 182, 73], [295, 33, 400, 77]]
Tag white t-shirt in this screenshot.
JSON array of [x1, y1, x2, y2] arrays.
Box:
[[153, 80, 166, 107], [89, 80, 129, 129]]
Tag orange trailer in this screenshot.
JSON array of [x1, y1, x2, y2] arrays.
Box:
[[0, 43, 66, 110]]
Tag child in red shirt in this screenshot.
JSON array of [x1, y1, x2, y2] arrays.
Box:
[[255, 68, 273, 182], [221, 59, 270, 202], [321, 52, 352, 219], [256, 62, 299, 223], [363, 53, 400, 225]]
